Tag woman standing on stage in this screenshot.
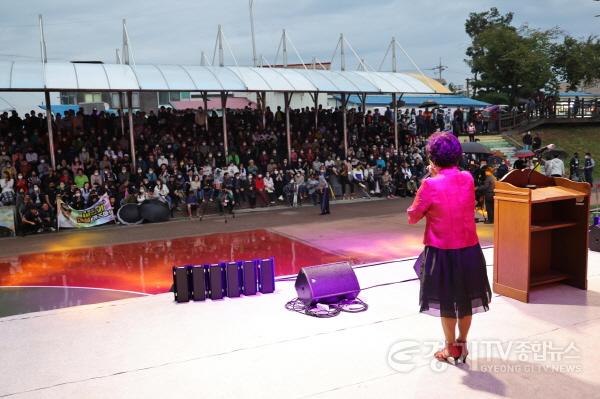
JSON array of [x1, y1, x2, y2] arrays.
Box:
[[407, 132, 492, 364]]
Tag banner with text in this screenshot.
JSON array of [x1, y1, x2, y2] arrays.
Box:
[[57, 194, 115, 229], [0, 206, 16, 237]]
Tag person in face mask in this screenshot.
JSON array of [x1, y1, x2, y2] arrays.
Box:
[[146, 168, 157, 182], [137, 186, 147, 204], [70, 189, 86, 210], [15, 173, 28, 193], [584, 152, 595, 185], [118, 167, 130, 185], [90, 169, 104, 186]]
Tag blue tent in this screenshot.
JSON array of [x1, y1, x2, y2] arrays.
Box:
[[38, 104, 81, 115], [38, 104, 118, 115], [340, 95, 489, 108], [559, 91, 596, 98]]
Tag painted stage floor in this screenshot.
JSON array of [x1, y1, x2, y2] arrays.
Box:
[[0, 200, 494, 317]]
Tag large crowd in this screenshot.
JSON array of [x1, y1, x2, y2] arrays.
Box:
[[1, 103, 484, 235], [2, 100, 595, 236]]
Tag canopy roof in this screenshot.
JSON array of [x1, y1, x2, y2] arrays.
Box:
[[0, 61, 441, 94], [344, 94, 489, 108]]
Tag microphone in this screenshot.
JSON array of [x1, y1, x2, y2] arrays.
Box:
[[534, 143, 556, 153]]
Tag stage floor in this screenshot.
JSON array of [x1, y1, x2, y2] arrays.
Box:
[[0, 199, 493, 317], [1, 248, 599, 398]]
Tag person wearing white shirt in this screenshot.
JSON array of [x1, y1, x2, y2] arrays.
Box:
[[153, 181, 171, 207], [157, 155, 168, 168], [544, 155, 565, 177], [264, 172, 275, 204], [104, 146, 116, 159], [227, 163, 239, 176], [1, 171, 14, 193], [25, 150, 38, 164]]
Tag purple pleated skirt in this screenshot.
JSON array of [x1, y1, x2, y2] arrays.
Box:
[[414, 244, 492, 318]]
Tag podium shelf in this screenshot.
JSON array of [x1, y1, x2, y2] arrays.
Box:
[[530, 221, 578, 232], [531, 186, 586, 203], [530, 271, 570, 287]]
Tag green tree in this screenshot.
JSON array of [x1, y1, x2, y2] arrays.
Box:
[[552, 35, 600, 90], [465, 8, 558, 105], [465, 7, 514, 80]]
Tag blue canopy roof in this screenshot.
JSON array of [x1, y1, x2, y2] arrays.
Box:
[[38, 104, 118, 115], [38, 104, 80, 115], [343, 95, 489, 108], [559, 91, 597, 98]]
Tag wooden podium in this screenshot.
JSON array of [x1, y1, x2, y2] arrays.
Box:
[[493, 170, 590, 302]]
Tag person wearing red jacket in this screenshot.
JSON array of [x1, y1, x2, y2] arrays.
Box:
[[254, 174, 268, 207]]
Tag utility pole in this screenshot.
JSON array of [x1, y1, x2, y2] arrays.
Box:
[[466, 78, 471, 97], [427, 57, 448, 81]]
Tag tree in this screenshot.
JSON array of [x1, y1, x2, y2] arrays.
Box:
[[465, 7, 514, 78], [465, 8, 558, 105], [552, 35, 600, 90]]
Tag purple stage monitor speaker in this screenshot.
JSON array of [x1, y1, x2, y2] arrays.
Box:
[[295, 262, 360, 306], [173, 266, 190, 302], [225, 262, 242, 298], [190, 265, 208, 301], [258, 258, 275, 294], [209, 263, 225, 300], [242, 260, 258, 296]]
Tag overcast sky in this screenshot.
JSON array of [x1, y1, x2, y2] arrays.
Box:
[[1, 0, 598, 112]]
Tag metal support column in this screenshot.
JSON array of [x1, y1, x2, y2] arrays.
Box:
[[261, 91, 267, 128], [284, 92, 292, 162], [118, 92, 126, 136], [44, 91, 56, 169], [360, 94, 366, 126], [127, 91, 136, 170], [392, 92, 398, 149], [221, 92, 228, 158], [314, 92, 318, 132], [202, 91, 209, 130], [341, 93, 348, 158]]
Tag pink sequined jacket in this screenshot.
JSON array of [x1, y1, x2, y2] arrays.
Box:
[[407, 167, 479, 249]]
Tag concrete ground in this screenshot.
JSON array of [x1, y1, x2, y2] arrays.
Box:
[[1, 248, 599, 398]]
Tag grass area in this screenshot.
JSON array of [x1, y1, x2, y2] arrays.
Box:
[[506, 124, 600, 180]]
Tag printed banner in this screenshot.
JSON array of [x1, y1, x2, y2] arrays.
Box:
[[0, 206, 16, 237], [57, 194, 115, 229]]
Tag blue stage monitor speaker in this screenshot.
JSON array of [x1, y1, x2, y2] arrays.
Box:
[[209, 263, 225, 300], [225, 262, 242, 298], [242, 260, 258, 295], [258, 258, 275, 294], [295, 262, 360, 306], [173, 266, 190, 302], [190, 265, 207, 301]]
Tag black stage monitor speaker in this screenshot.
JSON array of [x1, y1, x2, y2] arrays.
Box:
[[226, 262, 242, 298], [209, 263, 225, 300], [242, 260, 258, 295], [258, 258, 275, 294], [295, 262, 360, 306], [140, 199, 170, 223], [173, 266, 190, 302], [190, 265, 207, 301], [590, 225, 600, 252]]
